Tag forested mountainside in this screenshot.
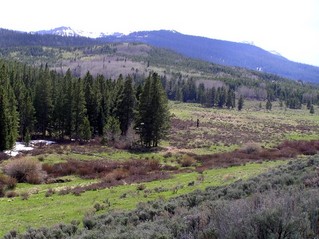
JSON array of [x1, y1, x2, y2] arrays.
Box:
[[0, 28, 100, 48], [1, 27, 319, 83], [1, 27, 319, 120], [100, 30, 319, 83], [0, 28, 310, 85]]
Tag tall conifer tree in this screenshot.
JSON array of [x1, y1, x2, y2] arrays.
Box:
[[72, 78, 89, 140], [0, 64, 19, 150], [117, 76, 136, 135], [34, 64, 53, 137], [137, 73, 170, 147]]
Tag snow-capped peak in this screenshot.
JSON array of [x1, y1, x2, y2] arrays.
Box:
[[33, 26, 125, 39]]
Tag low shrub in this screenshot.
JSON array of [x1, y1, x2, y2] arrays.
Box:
[[0, 173, 17, 189], [20, 191, 29, 200], [239, 142, 262, 154], [6, 190, 18, 198], [4, 158, 47, 184], [0, 173, 17, 197], [58, 187, 71, 196], [180, 155, 197, 167], [45, 188, 56, 197], [136, 184, 146, 191]]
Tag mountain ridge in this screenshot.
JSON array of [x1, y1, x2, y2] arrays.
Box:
[[34, 26, 124, 39], [98, 30, 319, 82], [1, 26, 319, 83]]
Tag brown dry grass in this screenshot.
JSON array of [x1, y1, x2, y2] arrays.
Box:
[[4, 158, 47, 184], [195, 140, 319, 172]]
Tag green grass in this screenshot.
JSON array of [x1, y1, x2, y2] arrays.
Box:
[[0, 159, 285, 237], [285, 132, 319, 141]]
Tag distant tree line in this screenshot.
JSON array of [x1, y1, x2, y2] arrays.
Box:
[[0, 28, 99, 48], [162, 73, 319, 110], [0, 59, 169, 150]]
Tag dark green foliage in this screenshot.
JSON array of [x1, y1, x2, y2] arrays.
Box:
[[197, 83, 206, 105], [117, 76, 136, 135], [80, 117, 92, 142], [238, 95, 244, 111], [217, 87, 227, 108], [1, 46, 319, 150], [310, 104, 315, 114], [103, 116, 121, 144], [34, 64, 53, 137], [72, 78, 89, 141], [137, 73, 170, 147], [0, 59, 171, 149], [266, 99, 272, 110], [226, 88, 235, 109], [83, 71, 101, 136], [0, 64, 18, 150]]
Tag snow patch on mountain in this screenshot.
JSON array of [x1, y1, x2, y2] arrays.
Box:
[[34, 26, 126, 39]]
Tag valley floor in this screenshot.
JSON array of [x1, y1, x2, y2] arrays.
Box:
[[1, 100, 319, 237]]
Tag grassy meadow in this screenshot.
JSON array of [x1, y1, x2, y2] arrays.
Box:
[[169, 100, 319, 153], [1, 100, 319, 237]]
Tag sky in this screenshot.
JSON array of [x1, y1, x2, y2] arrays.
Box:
[[1, 0, 318, 66]]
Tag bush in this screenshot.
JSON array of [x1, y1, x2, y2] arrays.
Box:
[[45, 188, 55, 197], [180, 155, 197, 167], [4, 158, 47, 184], [20, 191, 29, 200], [136, 184, 146, 191], [239, 142, 262, 154], [0, 173, 17, 197], [6, 190, 18, 198], [0, 174, 17, 189]]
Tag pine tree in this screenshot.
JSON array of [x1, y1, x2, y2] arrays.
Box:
[[0, 64, 19, 150], [137, 75, 152, 147], [64, 69, 74, 138], [310, 105, 315, 114], [79, 116, 92, 142], [0, 86, 10, 150], [197, 83, 206, 105], [103, 116, 121, 144], [34, 64, 53, 137], [137, 73, 170, 147], [6, 82, 19, 147], [238, 95, 244, 111], [217, 87, 227, 108], [24, 129, 31, 146], [20, 90, 35, 141], [97, 75, 110, 136], [226, 89, 235, 109], [83, 71, 101, 136], [52, 76, 67, 138], [266, 100, 272, 110], [117, 76, 136, 135], [211, 87, 216, 107], [72, 78, 89, 140]]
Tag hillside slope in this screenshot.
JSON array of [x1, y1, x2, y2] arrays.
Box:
[[0, 28, 289, 83], [100, 30, 319, 83]]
